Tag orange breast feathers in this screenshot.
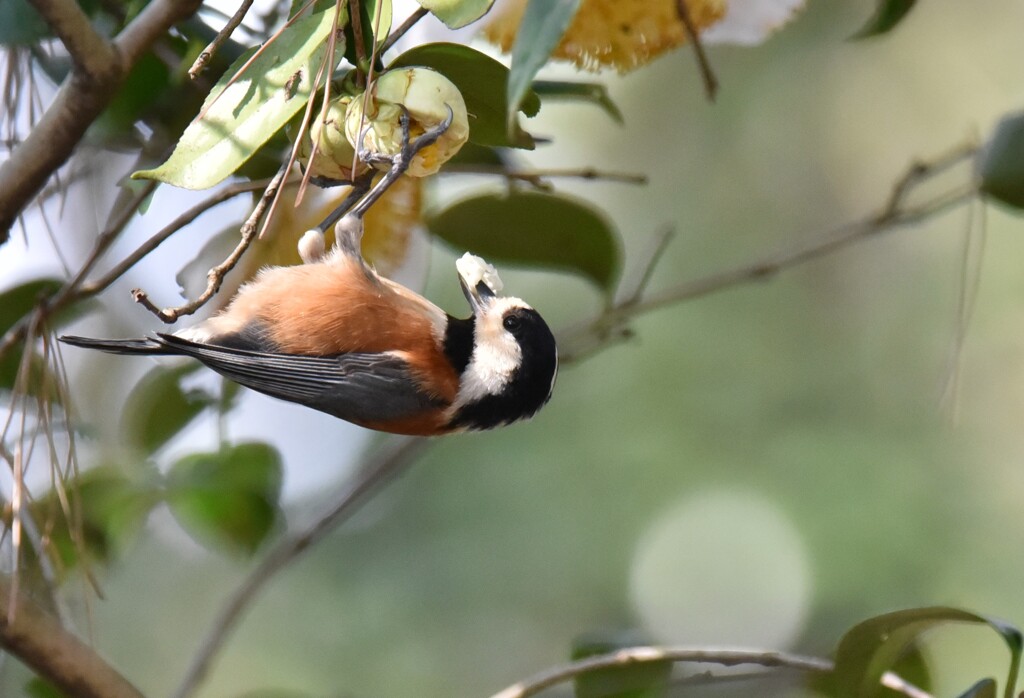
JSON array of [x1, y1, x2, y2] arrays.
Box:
[[212, 254, 461, 403]]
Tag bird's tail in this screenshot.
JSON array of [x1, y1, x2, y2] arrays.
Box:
[[59, 335, 172, 356]]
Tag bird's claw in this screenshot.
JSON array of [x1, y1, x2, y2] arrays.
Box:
[[348, 104, 455, 219]]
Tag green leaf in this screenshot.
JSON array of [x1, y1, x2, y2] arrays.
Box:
[[133, 7, 341, 189], [533, 80, 623, 124], [0, 0, 51, 45], [0, 343, 59, 403], [979, 111, 1024, 211], [24, 676, 68, 698], [958, 679, 997, 698], [850, 0, 917, 39], [25, 466, 159, 573], [833, 607, 1022, 698], [121, 364, 213, 454], [506, 0, 582, 129], [391, 42, 539, 149], [427, 190, 621, 294], [166, 442, 283, 555], [0, 278, 62, 335], [572, 634, 670, 698], [90, 51, 173, 145], [414, 0, 494, 29]]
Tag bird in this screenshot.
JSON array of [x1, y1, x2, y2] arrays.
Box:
[[60, 220, 558, 436], [61, 106, 557, 436]]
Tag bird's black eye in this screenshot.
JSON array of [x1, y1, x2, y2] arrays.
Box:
[[503, 314, 522, 332]]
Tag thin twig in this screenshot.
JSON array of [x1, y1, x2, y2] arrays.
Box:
[[131, 167, 287, 323], [559, 146, 980, 362], [442, 165, 648, 187], [487, 646, 932, 698], [81, 175, 284, 297], [188, 0, 255, 79], [172, 436, 430, 698], [675, 0, 718, 101], [380, 6, 428, 54]]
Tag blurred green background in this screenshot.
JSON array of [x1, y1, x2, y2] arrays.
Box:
[[7, 0, 1024, 695]]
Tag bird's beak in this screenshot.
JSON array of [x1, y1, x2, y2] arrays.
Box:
[[459, 273, 496, 315]]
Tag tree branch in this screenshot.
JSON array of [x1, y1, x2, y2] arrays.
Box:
[[188, 0, 255, 79], [559, 144, 979, 362], [0, 0, 204, 242], [488, 646, 932, 698], [0, 576, 144, 698], [25, 0, 117, 77], [172, 436, 430, 698]]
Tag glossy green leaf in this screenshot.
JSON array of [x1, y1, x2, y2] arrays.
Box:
[[133, 8, 341, 189], [979, 112, 1024, 211], [0, 278, 62, 335], [166, 442, 283, 555], [391, 43, 539, 149], [958, 679, 997, 698], [506, 0, 581, 129], [572, 634, 670, 698], [0, 0, 51, 45], [121, 364, 213, 454], [427, 190, 621, 294], [415, 0, 494, 29], [533, 80, 623, 124], [833, 607, 1022, 698], [850, 0, 917, 39]]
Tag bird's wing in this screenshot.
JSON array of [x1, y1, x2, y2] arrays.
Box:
[[155, 334, 442, 424]]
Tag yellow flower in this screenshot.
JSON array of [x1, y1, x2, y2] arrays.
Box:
[[485, 0, 727, 73]]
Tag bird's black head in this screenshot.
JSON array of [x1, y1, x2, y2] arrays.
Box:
[[445, 296, 558, 431]]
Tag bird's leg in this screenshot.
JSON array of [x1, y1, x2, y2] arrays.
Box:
[[349, 104, 454, 218], [314, 104, 453, 267]]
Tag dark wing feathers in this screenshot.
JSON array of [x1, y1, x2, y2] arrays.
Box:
[[59, 335, 168, 355], [59, 334, 441, 424], [152, 334, 441, 423]]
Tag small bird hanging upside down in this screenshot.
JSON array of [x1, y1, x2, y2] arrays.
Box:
[[61, 110, 557, 436]]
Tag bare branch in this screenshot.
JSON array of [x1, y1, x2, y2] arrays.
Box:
[[0, 576, 144, 698], [25, 0, 117, 78], [188, 0, 256, 79], [131, 167, 288, 323], [380, 7, 428, 55], [81, 175, 284, 297], [559, 145, 980, 362], [675, 0, 718, 101], [172, 436, 430, 698], [0, 0, 204, 242], [441, 165, 648, 188], [488, 646, 932, 698]]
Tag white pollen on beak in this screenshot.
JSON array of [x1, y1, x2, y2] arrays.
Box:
[[456, 252, 503, 294]]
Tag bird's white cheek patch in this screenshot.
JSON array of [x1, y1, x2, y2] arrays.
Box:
[[455, 336, 521, 406]]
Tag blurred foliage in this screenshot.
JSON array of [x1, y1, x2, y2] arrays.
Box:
[[851, 0, 918, 39], [4, 0, 1024, 696]]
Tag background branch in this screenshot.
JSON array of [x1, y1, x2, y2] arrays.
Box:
[[0, 576, 143, 698], [0, 0, 204, 241], [559, 144, 979, 362], [488, 646, 931, 698], [172, 436, 430, 698]]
